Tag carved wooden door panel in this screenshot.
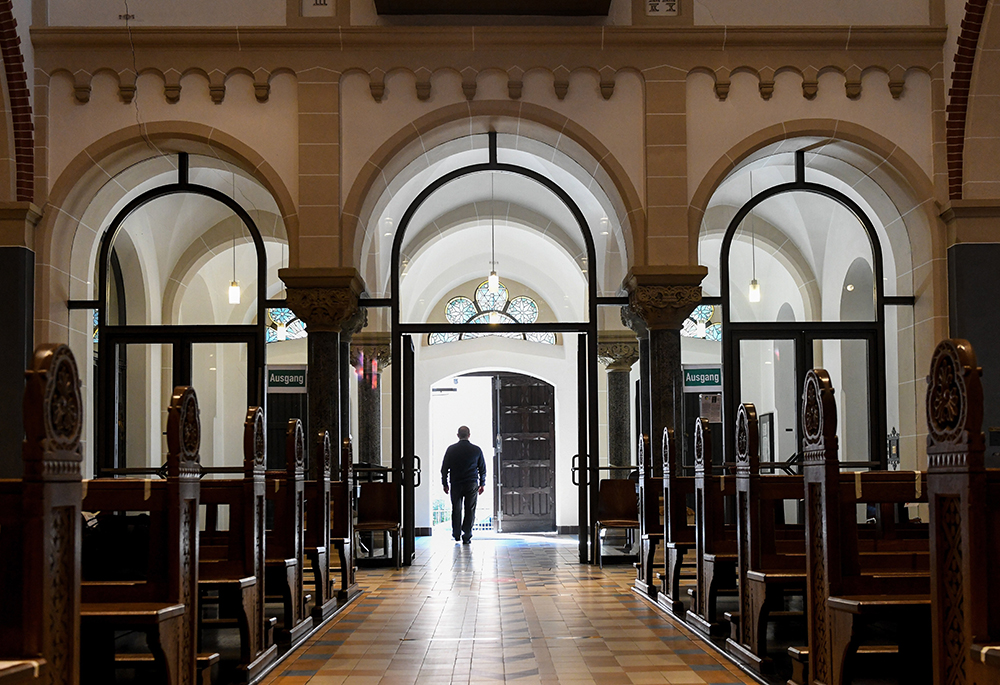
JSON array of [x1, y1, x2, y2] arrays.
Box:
[[495, 374, 556, 533]]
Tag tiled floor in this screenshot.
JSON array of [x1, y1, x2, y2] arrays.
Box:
[[262, 532, 758, 684]]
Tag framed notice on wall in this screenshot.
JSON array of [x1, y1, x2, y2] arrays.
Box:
[[267, 365, 307, 394]]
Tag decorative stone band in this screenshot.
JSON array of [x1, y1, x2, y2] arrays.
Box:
[[926, 338, 985, 469], [23, 343, 83, 481], [598, 336, 639, 371], [628, 284, 703, 331], [800, 368, 838, 462], [285, 286, 360, 333], [735, 403, 759, 477], [244, 406, 266, 476]]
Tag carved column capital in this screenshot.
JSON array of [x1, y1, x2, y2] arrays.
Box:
[[340, 306, 369, 341], [351, 333, 392, 370], [279, 268, 365, 333], [598, 332, 639, 371], [623, 266, 708, 331]]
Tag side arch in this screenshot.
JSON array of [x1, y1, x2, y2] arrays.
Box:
[[0, 1, 31, 201], [340, 99, 646, 270], [34, 121, 298, 343]]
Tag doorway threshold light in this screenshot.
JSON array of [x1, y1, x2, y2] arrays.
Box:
[[229, 280, 241, 304], [748, 278, 760, 303]]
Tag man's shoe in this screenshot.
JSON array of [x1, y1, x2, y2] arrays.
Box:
[[462, 538, 471, 544]]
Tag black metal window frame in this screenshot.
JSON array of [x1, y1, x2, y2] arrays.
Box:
[[89, 152, 271, 476], [388, 130, 622, 564], [719, 150, 898, 468]]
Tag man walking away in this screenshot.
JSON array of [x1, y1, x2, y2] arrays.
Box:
[[441, 425, 487, 544]]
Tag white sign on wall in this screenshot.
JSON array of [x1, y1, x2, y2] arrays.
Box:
[[646, 0, 678, 16]]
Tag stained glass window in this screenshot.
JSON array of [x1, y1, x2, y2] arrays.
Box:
[[93, 310, 99, 344], [266, 307, 308, 343], [427, 280, 556, 346], [681, 304, 722, 342]]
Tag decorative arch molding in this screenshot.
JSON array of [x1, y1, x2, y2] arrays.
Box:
[[35, 121, 297, 342], [0, 0, 31, 201], [946, 0, 989, 199], [340, 99, 645, 269], [688, 119, 938, 282]]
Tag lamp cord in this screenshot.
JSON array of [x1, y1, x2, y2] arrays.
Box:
[[491, 173, 495, 270], [750, 172, 756, 280]]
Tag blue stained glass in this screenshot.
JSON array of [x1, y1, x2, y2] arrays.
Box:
[[475, 281, 509, 312], [690, 304, 714, 322], [706, 323, 722, 342], [93, 310, 99, 344], [507, 296, 538, 324], [428, 332, 460, 345], [269, 307, 297, 324], [266, 307, 307, 343], [525, 332, 556, 345], [445, 297, 476, 324]]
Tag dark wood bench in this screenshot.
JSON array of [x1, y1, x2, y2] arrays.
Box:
[[592, 478, 639, 568], [925, 338, 1000, 684], [725, 402, 807, 674], [633, 433, 662, 598], [80, 385, 208, 685], [802, 369, 931, 685], [354, 481, 402, 568], [264, 419, 313, 649], [304, 430, 338, 622], [657, 427, 696, 616], [330, 436, 358, 600], [0, 344, 84, 685], [197, 405, 278, 682], [685, 418, 737, 637]]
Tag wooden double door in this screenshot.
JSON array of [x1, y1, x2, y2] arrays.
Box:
[[492, 373, 556, 533]]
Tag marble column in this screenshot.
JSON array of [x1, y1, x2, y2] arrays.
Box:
[[350, 334, 391, 468], [281, 267, 365, 482], [624, 267, 707, 461], [598, 333, 639, 477]]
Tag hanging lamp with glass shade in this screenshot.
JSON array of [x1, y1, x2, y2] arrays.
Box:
[[228, 230, 241, 305], [488, 172, 499, 294], [748, 172, 760, 303]]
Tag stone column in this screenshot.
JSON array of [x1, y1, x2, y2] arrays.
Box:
[[281, 268, 365, 481], [350, 333, 391, 468], [623, 267, 707, 462], [598, 333, 639, 477], [0, 203, 39, 478]]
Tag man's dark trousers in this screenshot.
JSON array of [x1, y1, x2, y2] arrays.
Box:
[[451, 481, 479, 542]]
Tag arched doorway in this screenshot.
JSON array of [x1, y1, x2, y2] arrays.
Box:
[[381, 130, 625, 565]]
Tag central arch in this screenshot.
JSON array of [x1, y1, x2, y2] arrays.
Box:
[[389, 130, 602, 565]]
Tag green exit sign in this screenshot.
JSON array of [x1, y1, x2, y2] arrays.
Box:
[[267, 366, 307, 394], [683, 366, 722, 392]]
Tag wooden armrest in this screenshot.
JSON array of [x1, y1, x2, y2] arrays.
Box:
[[0, 660, 45, 684], [198, 576, 256, 589], [80, 602, 186, 625], [265, 558, 297, 568], [826, 594, 930, 614], [745, 570, 806, 583], [971, 643, 1000, 669]]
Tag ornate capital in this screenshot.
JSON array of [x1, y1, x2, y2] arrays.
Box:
[[351, 332, 392, 370], [280, 268, 365, 333], [598, 332, 639, 371], [623, 266, 708, 331], [340, 306, 368, 340]]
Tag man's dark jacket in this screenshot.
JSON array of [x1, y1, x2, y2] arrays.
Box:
[[441, 439, 487, 488]]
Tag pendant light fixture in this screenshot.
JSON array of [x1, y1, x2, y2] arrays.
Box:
[[748, 172, 760, 303], [228, 227, 241, 305], [488, 172, 499, 294]]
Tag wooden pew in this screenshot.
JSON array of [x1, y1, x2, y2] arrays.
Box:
[[264, 419, 313, 648], [685, 418, 737, 637], [802, 369, 931, 685], [80, 386, 203, 685], [925, 339, 1000, 685], [592, 478, 640, 568], [633, 434, 662, 598], [725, 402, 807, 675], [657, 427, 696, 616], [330, 437, 358, 600], [304, 430, 337, 622], [198, 406, 278, 682], [0, 344, 83, 685]]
